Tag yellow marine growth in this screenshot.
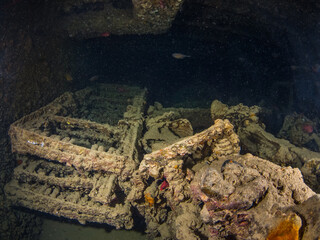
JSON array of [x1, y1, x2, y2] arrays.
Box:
[[144, 192, 155, 207], [65, 73, 73, 82], [266, 213, 301, 240]]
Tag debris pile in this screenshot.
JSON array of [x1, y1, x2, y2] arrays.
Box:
[[4, 85, 320, 239], [211, 100, 320, 193]]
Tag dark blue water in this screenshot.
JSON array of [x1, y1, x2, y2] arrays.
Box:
[[70, 32, 291, 111]]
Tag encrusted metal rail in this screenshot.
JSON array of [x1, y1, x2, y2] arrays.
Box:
[[7, 157, 133, 228]]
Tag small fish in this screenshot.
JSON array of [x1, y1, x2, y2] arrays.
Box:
[[65, 73, 73, 82], [290, 65, 310, 71], [100, 32, 110, 37], [172, 53, 191, 59], [89, 75, 99, 82]]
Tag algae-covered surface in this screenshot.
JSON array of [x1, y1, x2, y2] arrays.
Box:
[[40, 219, 147, 240]]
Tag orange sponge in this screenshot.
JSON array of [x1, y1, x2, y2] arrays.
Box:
[[266, 213, 301, 240], [144, 192, 155, 207]]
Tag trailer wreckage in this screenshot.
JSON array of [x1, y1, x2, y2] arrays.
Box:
[[5, 84, 320, 239]]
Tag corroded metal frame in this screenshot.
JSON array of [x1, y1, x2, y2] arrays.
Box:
[[5, 84, 146, 228]]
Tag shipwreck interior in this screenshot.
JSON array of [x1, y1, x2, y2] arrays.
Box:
[[1, 0, 320, 239]]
